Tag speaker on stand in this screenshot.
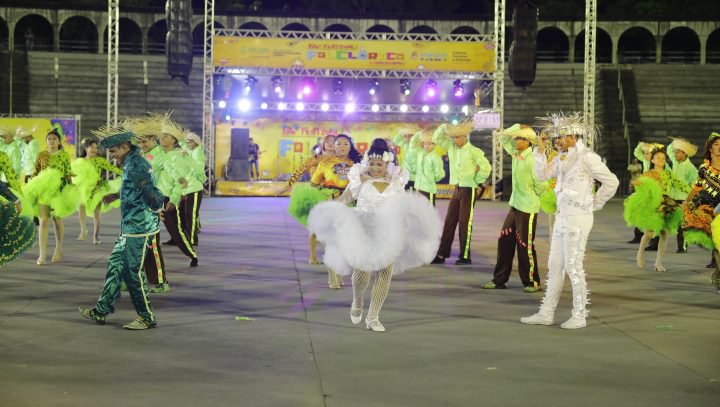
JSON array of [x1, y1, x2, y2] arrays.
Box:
[[226, 128, 251, 181], [166, 0, 193, 84], [509, 0, 538, 88]]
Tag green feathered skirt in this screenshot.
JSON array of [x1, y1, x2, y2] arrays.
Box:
[[71, 159, 121, 214], [22, 168, 80, 218], [288, 184, 338, 227], [624, 176, 683, 234], [0, 201, 36, 267]]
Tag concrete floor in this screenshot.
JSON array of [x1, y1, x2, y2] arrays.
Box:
[[0, 197, 718, 407]]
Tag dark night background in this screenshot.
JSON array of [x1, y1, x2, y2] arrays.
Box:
[[2, 0, 720, 20]]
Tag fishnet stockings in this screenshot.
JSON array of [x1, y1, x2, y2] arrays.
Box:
[[351, 265, 393, 322]]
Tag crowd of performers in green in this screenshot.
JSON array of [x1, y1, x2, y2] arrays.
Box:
[[1, 110, 718, 331]]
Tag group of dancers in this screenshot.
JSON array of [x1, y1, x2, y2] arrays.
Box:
[[285, 111, 719, 332], [0, 114, 206, 329], [2, 109, 718, 332]]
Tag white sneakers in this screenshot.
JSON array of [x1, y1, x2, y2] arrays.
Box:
[[520, 313, 587, 330], [560, 316, 587, 330], [520, 313, 554, 326]]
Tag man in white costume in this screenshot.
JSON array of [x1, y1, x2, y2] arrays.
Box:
[[521, 113, 619, 330]]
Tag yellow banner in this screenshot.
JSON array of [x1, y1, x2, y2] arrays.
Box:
[[214, 119, 446, 181], [214, 37, 496, 72], [0, 117, 77, 158]]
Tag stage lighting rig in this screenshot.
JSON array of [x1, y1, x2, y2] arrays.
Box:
[[332, 78, 344, 95], [244, 76, 258, 94], [271, 76, 283, 94], [425, 79, 438, 97], [369, 79, 380, 95], [400, 79, 411, 95], [452, 80, 464, 97]]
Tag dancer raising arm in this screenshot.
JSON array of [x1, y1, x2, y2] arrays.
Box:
[[521, 113, 618, 330]]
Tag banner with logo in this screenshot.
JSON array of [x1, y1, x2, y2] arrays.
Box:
[[214, 37, 496, 73], [214, 118, 449, 181], [0, 116, 78, 158]]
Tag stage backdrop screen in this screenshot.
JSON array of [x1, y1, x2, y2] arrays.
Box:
[[214, 119, 447, 181]]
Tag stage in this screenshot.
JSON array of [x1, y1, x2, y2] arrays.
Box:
[[0, 198, 718, 406]]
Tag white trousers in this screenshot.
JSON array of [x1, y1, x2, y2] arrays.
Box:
[[539, 214, 594, 319]]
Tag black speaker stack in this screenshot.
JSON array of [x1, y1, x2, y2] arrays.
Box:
[[226, 128, 251, 181], [166, 0, 193, 84], [509, 0, 538, 88]]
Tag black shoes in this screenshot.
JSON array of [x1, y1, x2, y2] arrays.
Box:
[[707, 261, 717, 269], [676, 248, 687, 253], [455, 258, 472, 265], [430, 256, 445, 264], [190, 257, 199, 267], [627, 238, 641, 244], [645, 244, 658, 252]]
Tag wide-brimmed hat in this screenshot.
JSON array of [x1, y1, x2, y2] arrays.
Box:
[[445, 122, 474, 138], [14, 126, 34, 140], [186, 131, 202, 145], [670, 137, 697, 157], [419, 131, 434, 144], [501, 123, 538, 144], [91, 124, 137, 149]]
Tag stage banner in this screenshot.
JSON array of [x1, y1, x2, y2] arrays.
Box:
[[213, 37, 496, 72], [0, 116, 78, 158], [214, 119, 447, 181]]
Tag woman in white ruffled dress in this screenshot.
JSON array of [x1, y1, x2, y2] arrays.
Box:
[[308, 139, 442, 332]]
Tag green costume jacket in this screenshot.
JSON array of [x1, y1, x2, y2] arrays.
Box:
[[120, 146, 165, 236], [408, 132, 445, 194], [393, 132, 418, 182], [502, 135, 546, 214], [666, 143, 698, 201], [22, 139, 40, 177]]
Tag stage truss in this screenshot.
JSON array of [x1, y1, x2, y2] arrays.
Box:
[[106, 0, 119, 126], [204, 28, 503, 195], [202, 0, 216, 194], [491, 0, 506, 200], [583, 0, 598, 149]]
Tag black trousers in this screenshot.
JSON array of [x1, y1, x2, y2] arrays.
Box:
[[163, 197, 198, 260], [437, 186, 477, 260], [491, 208, 540, 287], [418, 190, 436, 207], [675, 199, 685, 250], [143, 231, 167, 285]]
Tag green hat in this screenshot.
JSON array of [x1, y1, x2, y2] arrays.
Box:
[[92, 125, 136, 149], [99, 131, 134, 149]]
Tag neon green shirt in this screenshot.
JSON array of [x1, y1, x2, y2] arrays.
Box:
[[432, 124, 491, 188], [408, 132, 445, 194], [501, 135, 546, 214], [666, 143, 698, 201], [393, 133, 417, 181]]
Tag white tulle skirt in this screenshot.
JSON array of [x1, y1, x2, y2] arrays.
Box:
[[307, 191, 442, 276]]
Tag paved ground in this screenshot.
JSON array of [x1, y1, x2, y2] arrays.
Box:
[[0, 197, 718, 407]]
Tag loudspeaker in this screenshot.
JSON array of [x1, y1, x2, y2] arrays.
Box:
[[509, 0, 538, 87], [166, 0, 193, 84], [226, 159, 251, 181], [230, 128, 250, 160]]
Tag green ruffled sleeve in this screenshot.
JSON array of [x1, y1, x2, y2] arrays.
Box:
[[0, 152, 21, 193]]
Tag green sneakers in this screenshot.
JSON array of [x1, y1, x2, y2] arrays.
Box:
[[151, 282, 170, 293], [481, 282, 507, 289], [523, 286, 543, 293], [78, 307, 106, 325], [123, 318, 157, 330]]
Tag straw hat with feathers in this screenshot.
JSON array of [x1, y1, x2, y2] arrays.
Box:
[[122, 115, 159, 139], [536, 111, 596, 139]]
